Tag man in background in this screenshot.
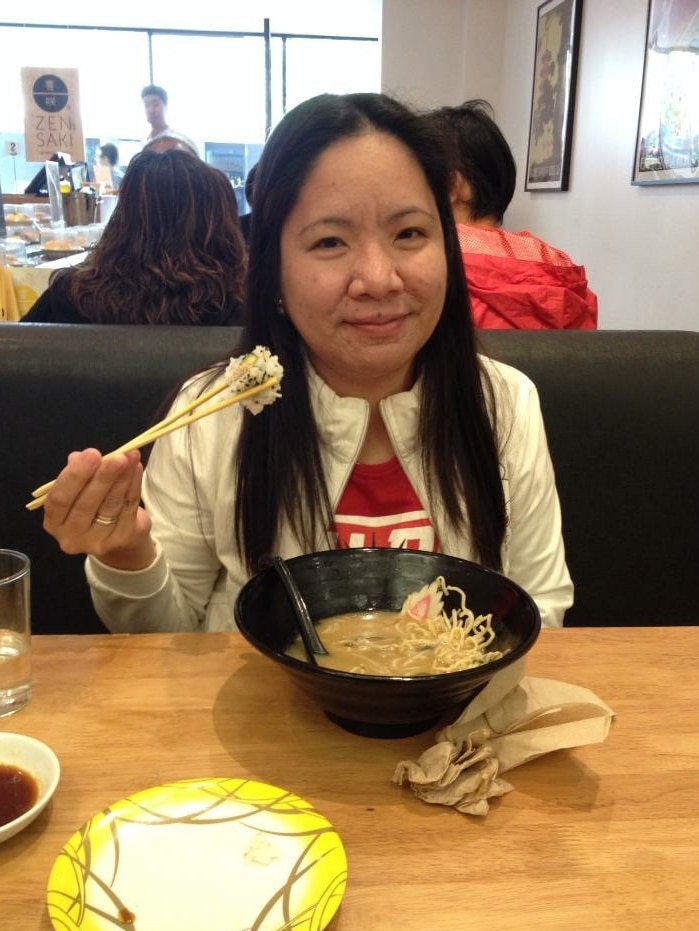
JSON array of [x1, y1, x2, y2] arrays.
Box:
[[140, 84, 199, 155], [141, 84, 169, 142]]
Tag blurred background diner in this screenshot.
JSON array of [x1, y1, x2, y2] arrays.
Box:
[[238, 162, 258, 244], [21, 148, 247, 325], [425, 99, 598, 330], [143, 133, 200, 156], [141, 83, 170, 143], [94, 143, 124, 192]]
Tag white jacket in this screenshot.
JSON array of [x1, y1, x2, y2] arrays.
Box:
[[87, 358, 573, 632]]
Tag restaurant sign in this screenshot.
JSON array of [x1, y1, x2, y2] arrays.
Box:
[[21, 67, 85, 163]]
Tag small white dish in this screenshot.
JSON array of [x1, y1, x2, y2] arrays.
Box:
[[0, 733, 60, 843]]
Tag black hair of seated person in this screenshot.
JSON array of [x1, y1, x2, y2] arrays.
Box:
[[98, 142, 119, 167], [239, 163, 258, 243], [54, 148, 247, 323], [425, 99, 516, 224], [141, 83, 168, 105], [142, 133, 198, 157], [229, 91, 506, 574], [244, 162, 258, 209]]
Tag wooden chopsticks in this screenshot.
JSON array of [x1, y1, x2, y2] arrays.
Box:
[[26, 376, 279, 511]]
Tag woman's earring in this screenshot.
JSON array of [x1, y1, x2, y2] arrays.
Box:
[[276, 298, 286, 316]]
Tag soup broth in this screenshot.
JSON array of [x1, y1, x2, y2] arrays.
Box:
[[286, 607, 504, 677]]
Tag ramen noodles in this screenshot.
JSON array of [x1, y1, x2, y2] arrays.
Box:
[[286, 575, 506, 676]]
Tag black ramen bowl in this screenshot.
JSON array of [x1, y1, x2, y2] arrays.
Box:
[[234, 548, 541, 739]]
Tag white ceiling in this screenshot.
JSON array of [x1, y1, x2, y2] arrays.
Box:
[[1, 1, 382, 36]]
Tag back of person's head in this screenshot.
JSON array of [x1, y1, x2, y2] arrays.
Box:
[[69, 148, 247, 323], [246, 91, 466, 356], [114, 148, 224, 233], [141, 83, 168, 105], [98, 143, 119, 167], [244, 162, 258, 209], [427, 100, 516, 224], [143, 133, 198, 157]]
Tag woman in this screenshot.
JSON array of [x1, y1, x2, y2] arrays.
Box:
[[425, 100, 598, 330], [23, 148, 247, 325], [41, 92, 572, 632]]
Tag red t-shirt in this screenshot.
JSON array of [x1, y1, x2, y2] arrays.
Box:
[[331, 457, 437, 551]]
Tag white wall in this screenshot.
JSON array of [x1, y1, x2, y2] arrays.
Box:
[[381, 0, 466, 108], [382, 0, 698, 331], [381, 0, 506, 109]]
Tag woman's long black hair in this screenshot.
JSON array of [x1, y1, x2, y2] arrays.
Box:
[[234, 92, 506, 573]]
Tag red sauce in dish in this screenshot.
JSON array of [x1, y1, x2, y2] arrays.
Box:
[[0, 764, 38, 826]]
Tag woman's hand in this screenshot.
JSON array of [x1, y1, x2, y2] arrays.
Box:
[[42, 448, 156, 570]]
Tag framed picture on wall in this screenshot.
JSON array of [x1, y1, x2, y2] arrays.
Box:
[[632, 0, 699, 185], [524, 0, 584, 191]]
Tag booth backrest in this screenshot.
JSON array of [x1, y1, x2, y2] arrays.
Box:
[[480, 329, 699, 627], [1, 324, 242, 633], [1, 323, 697, 632]]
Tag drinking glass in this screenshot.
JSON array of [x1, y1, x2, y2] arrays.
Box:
[[0, 550, 32, 717]]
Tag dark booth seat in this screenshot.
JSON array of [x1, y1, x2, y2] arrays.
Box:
[[479, 329, 699, 627], [0, 324, 241, 634], [1, 323, 698, 632]]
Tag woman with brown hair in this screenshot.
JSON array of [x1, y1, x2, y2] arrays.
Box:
[[23, 148, 247, 325]]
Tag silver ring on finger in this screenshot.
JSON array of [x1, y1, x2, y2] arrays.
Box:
[[94, 512, 119, 526]]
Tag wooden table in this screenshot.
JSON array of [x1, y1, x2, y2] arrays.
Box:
[[1, 628, 698, 930]]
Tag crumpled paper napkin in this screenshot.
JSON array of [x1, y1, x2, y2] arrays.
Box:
[[394, 658, 615, 816]]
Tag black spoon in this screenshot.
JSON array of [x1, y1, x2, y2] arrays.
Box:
[[262, 555, 328, 664]]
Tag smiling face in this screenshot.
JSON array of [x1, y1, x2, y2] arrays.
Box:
[[279, 131, 447, 400]]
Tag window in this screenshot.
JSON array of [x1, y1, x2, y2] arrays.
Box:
[[271, 36, 380, 124], [0, 17, 380, 194]]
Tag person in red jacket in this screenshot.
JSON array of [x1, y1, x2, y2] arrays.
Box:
[[426, 100, 597, 329]]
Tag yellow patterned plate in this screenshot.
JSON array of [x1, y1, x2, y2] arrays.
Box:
[[46, 777, 347, 931]]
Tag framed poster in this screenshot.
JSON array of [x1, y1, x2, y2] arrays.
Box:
[[525, 0, 584, 191], [632, 0, 699, 185]]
